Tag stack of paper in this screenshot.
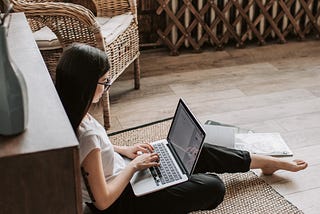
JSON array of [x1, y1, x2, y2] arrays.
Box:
[[203, 120, 293, 157]]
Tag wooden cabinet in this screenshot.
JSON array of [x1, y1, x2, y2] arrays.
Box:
[[0, 13, 82, 214]]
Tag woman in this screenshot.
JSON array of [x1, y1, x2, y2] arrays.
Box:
[[55, 43, 308, 214]]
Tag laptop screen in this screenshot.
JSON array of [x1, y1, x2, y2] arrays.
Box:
[[167, 99, 206, 175]]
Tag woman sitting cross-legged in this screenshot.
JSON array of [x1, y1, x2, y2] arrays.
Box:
[[55, 43, 308, 214]]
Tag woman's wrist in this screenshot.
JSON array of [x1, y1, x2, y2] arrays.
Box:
[[114, 145, 128, 155], [126, 161, 138, 173]]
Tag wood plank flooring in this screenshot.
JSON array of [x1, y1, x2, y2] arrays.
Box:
[[108, 40, 320, 214]]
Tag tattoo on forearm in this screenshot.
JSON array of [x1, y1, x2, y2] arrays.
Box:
[[81, 167, 96, 202]]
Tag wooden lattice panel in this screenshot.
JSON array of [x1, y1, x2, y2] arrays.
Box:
[[156, 0, 320, 55]]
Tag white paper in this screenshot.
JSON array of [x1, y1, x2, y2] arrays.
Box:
[[235, 133, 293, 156]]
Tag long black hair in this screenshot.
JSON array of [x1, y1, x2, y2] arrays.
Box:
[[55, 43, 110, 132]]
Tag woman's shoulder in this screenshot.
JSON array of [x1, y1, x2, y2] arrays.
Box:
[[78, 114, 110, 147], [79, 114, 102, 136], [77, 123, 105, 164]]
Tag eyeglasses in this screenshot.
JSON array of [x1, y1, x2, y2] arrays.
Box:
[[97, 78, 111, 92]]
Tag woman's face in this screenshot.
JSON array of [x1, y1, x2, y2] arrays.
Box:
[[92, 73, 109, 103]]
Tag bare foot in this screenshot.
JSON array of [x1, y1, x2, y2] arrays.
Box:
[[261, 159, 308, 175]]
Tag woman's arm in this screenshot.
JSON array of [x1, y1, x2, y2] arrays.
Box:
[[82, 148, 159, 210]]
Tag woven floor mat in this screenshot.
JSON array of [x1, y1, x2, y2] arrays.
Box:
[[109, 119, 303, 214]]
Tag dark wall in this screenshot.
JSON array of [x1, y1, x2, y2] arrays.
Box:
[[137, 0, 165, 45], [0, 0, 8, 13]]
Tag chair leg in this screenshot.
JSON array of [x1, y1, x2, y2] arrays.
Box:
[[102, 91, 111, 130], [88, 101, 104, 126], [134, 57, 140, 90]]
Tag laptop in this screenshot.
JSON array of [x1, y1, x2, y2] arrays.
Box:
[[130, 99, 206, 196]]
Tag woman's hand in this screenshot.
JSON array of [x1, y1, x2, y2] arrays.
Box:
[[129, 152, 160, 171], [121, 143, 155, 159]]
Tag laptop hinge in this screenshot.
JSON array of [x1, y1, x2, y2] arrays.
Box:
[[166, 142, 188, 175]]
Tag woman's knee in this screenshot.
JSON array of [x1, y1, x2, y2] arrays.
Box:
[[205, 174, 225, 208], [191, 174, 226, 210]]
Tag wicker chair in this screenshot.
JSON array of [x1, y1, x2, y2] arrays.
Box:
[[11, 0, 141, 129]]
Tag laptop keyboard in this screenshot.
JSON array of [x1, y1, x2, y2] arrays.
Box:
[[150, 143, 182, 185]]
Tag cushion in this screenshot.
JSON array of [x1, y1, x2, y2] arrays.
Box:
[[32, 13, 133, 50], [32, 26, 62, 50], [99, 13, 133, 45]]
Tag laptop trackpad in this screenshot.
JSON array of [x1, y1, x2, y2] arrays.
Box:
[[131, 169, 153, 184], [130, 169, 158, 196]]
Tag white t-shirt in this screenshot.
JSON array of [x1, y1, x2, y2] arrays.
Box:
[[78, 114, 126, 202]]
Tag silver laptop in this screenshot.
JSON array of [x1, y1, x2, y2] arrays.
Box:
[[130, 99, 206, 196]]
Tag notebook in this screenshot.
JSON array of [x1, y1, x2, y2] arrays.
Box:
[[129, 99, 206, 196]]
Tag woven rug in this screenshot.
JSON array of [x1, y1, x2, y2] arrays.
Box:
[[109, 119, 303, 214]]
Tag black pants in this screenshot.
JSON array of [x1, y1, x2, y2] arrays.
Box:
[[87, 144, 251, 214]]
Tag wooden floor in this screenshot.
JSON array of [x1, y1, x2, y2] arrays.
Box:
[[108, 40, 320, 214]]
